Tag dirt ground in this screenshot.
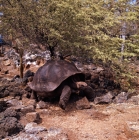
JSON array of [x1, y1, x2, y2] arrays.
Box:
[[31, 101, 139, 140]]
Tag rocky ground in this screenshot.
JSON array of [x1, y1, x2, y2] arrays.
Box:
[[1, 55, 139, 140]]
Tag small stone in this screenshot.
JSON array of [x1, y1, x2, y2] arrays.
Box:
[[20, 105, 35, 114], [26, 112, 40, 123], [36, 101, 49, 109], [48, 127, 62, 136], [76, 97, 91, 110], [38, 109, 50, 115]]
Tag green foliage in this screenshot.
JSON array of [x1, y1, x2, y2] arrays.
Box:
[[0, 0, 139, 89]]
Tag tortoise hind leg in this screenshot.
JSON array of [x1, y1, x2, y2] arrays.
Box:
[[59, 85, 71, 110], [31, 91, 38, 101]]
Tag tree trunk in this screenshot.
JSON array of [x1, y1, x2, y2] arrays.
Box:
[[19, 48, 24, 79]]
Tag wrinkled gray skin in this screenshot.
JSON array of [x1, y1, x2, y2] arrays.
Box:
[[28, 60, 94, 109]]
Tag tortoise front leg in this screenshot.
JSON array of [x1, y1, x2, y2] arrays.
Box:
[[59, 85, 71, 110], [77, 82, 95, 101], [82, 86, 95, 101]]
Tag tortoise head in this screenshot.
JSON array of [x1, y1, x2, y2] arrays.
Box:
[[76, 81, 88, 89]]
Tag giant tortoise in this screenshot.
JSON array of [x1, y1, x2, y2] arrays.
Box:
[[28, 60, 94, 109]]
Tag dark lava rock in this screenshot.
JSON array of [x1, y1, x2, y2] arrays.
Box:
[[24, 70, 34, 79], [0, 117, 23, 139], [0, 86, 9, 98], [24, 85, 32, 91], [93, 89, 106, 98], [6, 85, 13, 92], [3, 90, 9, 97], [2, 108, 19, 118], [0, 101, 7, 112], [1, 79, 10, 85], [5, 84, 20, 97], [85, 72, 92, 80], [23, 70, 34, 85], [0, 108, 23, 139], [0, 86, 5, 92]]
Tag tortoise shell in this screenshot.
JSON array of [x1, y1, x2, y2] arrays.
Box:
[[29, 60, 85, 92]]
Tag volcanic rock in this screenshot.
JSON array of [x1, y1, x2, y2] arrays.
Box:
[[26, 112, 41, 123], [76, 97, 91, 110]]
